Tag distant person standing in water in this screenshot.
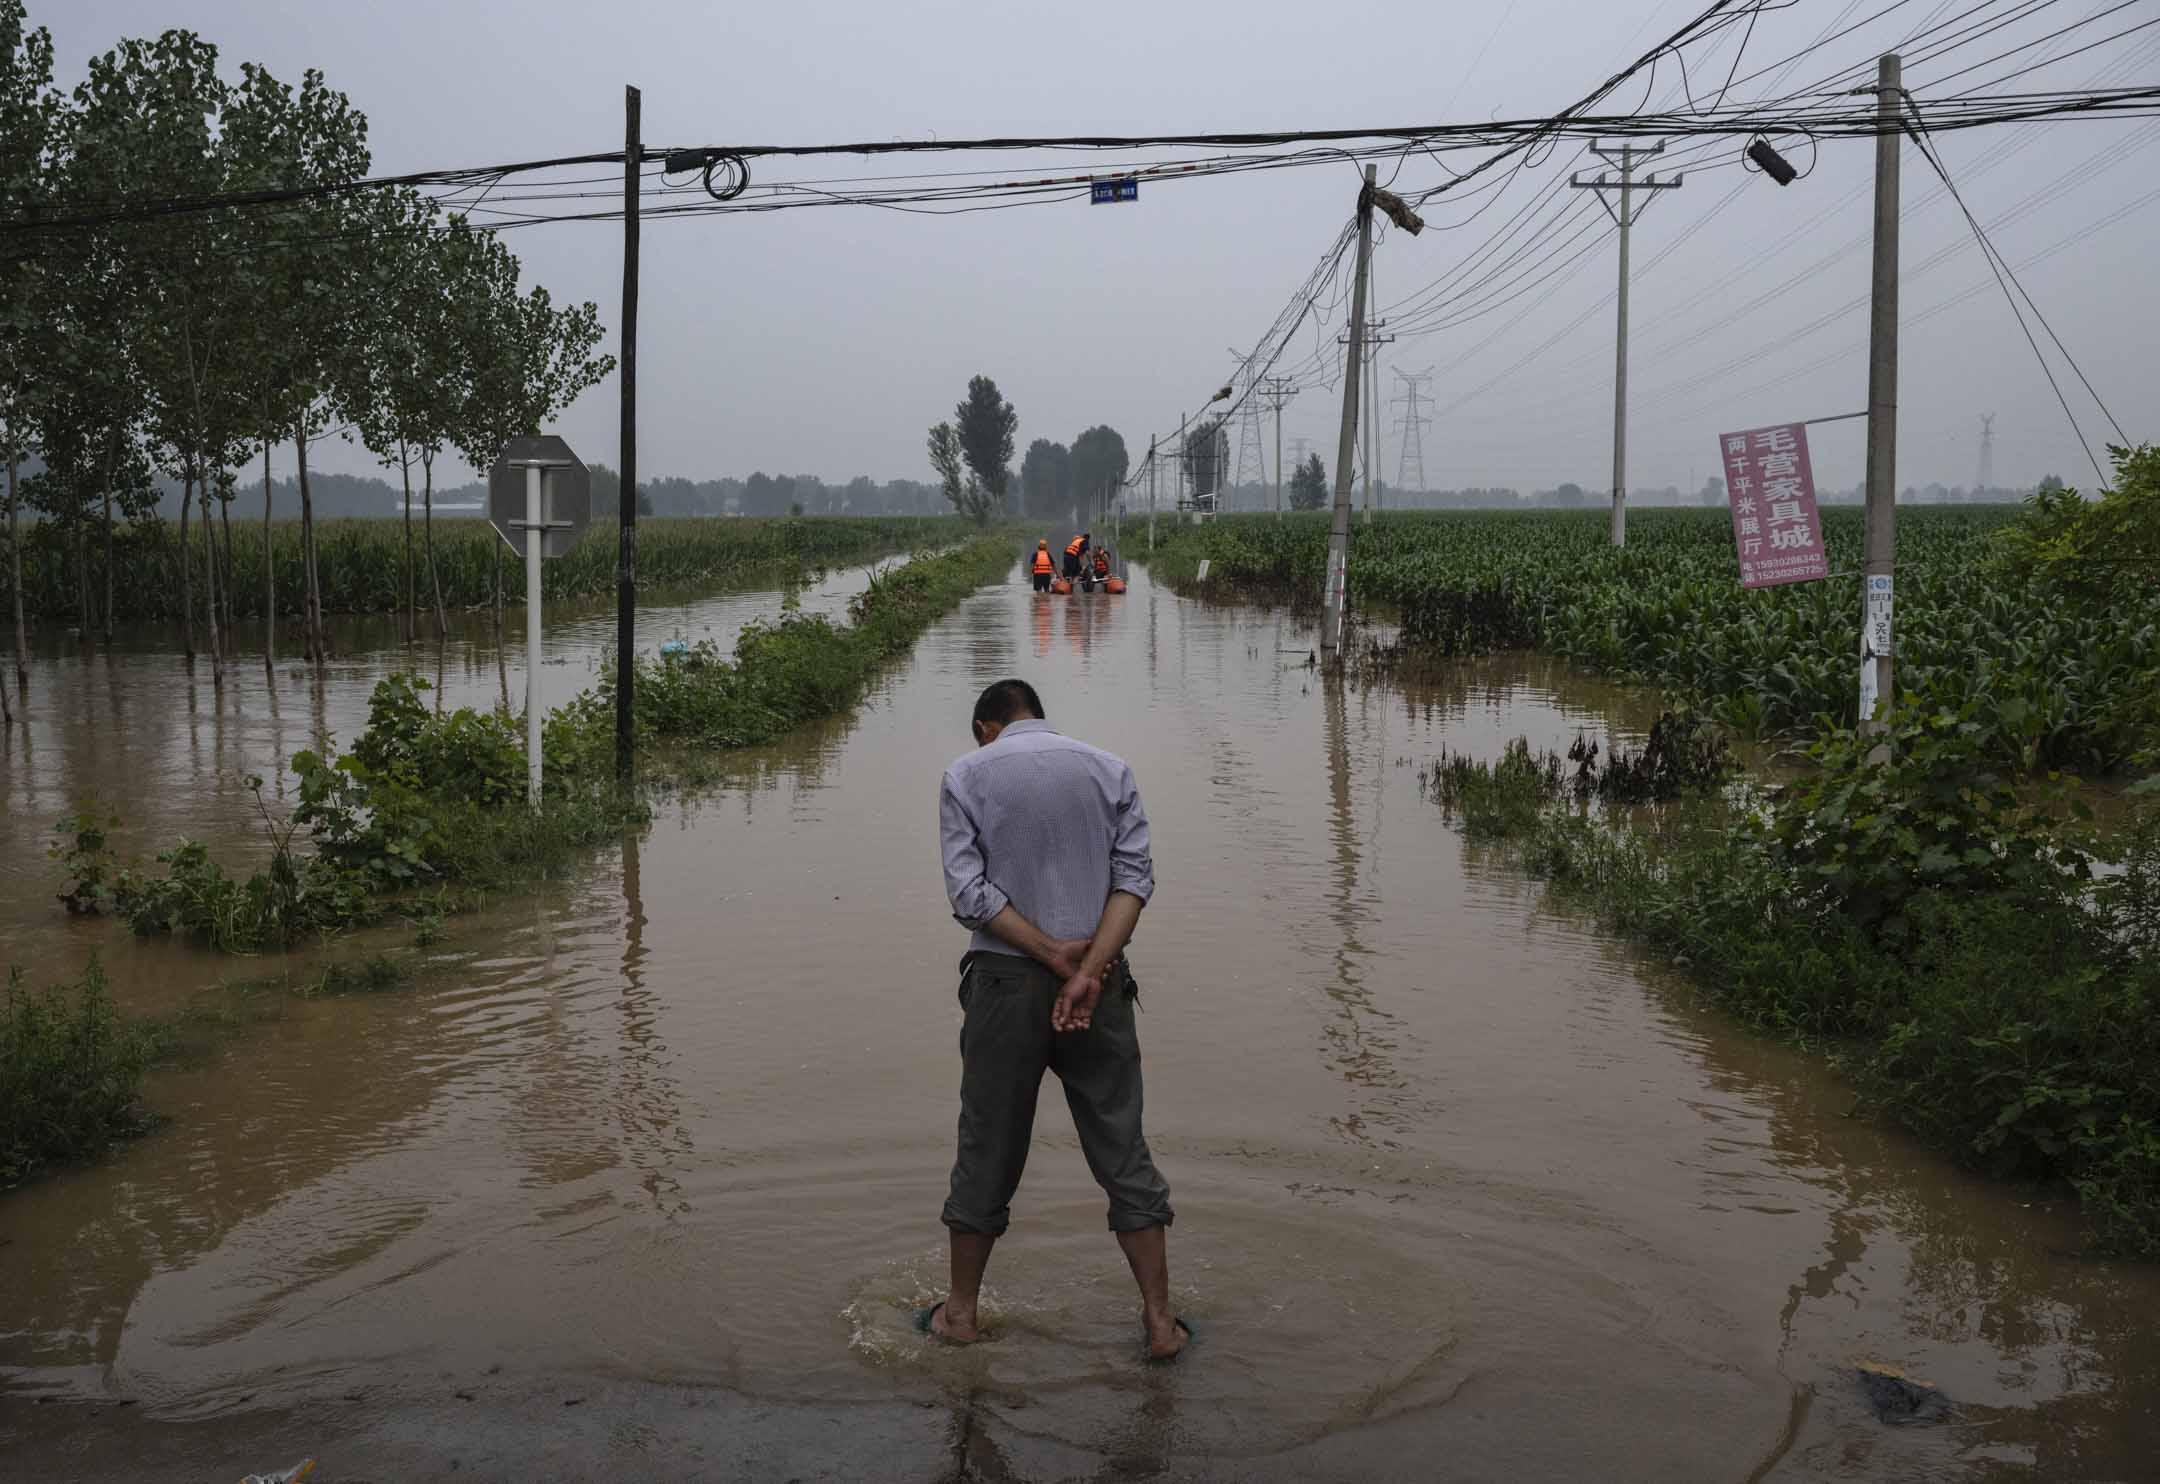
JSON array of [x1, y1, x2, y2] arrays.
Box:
[[923, 678, 1187, 1360]]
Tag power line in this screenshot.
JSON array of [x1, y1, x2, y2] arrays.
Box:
[[1899, 100, 2119, 479], [1416, 6, 2160, 422]]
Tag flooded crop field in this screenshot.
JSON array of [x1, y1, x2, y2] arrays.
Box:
[[4, 562, 2157, 1481]]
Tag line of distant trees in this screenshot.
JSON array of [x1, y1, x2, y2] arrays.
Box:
[[109, 463, 2054, 525], [117, 465, 952, 521], [0, 2, 612, 676]]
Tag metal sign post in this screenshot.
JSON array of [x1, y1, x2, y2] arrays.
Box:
[[489, 435, 591, 809]]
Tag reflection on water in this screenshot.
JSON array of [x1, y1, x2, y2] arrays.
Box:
[[2, 571, 2157, 1477], [0, 562, 888, 979]]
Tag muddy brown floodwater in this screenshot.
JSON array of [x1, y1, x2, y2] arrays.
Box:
[[3, 561, 2158, 1482]]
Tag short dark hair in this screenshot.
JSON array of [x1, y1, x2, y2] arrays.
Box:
[[973, 678, 1044, 733]]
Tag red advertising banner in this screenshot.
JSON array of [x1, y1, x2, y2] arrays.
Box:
[[1718, 421, 1828, 588]]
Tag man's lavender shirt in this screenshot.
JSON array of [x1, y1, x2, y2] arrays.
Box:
[[939, 719, 1156, 959]]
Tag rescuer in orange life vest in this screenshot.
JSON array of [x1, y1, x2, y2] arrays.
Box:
[[1062, 533, 1089, 581], [1031, 540, 1056, 593], [1083, 545, 1111, 592]]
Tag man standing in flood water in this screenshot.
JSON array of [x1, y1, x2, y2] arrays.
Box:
[[926, 678, 1186, 1360]]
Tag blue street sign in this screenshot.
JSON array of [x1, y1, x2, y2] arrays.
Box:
[[1090, 177, 1139, 205]]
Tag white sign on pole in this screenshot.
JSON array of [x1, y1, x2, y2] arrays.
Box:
[[1858, 573, 1892, 724], [486, 435, 589, 808], [1864, 574, 1893, 658], [1324, 549, 1349, 649]]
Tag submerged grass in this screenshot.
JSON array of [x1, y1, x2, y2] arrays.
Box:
[[1426, 712, 2160, 1258]]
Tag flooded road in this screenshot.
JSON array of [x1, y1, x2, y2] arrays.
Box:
[[4, 562, 2158, 1481], [0, 559, 884, 984]]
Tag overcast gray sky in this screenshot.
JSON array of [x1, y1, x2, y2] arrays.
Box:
[[52, 0, 2160, 495]]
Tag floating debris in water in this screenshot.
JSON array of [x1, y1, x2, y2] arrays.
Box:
[[1854, 1361, 1952, 1425], [239, 1462, 315, 1484]]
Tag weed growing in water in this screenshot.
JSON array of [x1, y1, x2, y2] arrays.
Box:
[[0, 961, 161, 1188]]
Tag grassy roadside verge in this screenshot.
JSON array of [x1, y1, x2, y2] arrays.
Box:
[[1430, 708, 2160, 1257]]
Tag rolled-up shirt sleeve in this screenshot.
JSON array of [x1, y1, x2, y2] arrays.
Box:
[[1108, 763, 1156, 906], [940, 770, 1009, 930]]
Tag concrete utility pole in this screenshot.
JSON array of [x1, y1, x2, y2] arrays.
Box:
[[1322, 164, 1377, 661], [1261, 376, 1295, 519], [616, 84, 640, 784], [1147, 435, 1158, 550], [1365, 323, 1393, 524], [1173, 410, 1189, 512], [1571, 141, 1682, 547], [1861, 53, 1902, 732], [1338, 318, 1392, 525]]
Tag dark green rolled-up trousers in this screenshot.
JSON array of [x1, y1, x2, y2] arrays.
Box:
[[941, 951, 1174, 1236]]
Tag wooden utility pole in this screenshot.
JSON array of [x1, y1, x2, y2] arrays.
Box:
[[1860, 54, 1901, 732], [616, 85, 641, 783], [1322, 164, 1376, 661], [1572, 141, 1681, 546]]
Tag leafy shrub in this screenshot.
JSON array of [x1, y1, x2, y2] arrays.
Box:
[[1992, 443, 2160, 593], [348, 674, 527, 808], [50, 805, 123, 916], [1763, 704, 2090, 938]]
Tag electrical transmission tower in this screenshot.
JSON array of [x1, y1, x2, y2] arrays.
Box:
[[1976, 413, 1996, 494], [1392, 368, 1435, 497], [1233, 394, 1267, 506]]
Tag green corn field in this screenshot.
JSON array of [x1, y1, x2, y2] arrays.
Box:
[[1148, 506, 2160, 773], [1, 514, 974, 627]]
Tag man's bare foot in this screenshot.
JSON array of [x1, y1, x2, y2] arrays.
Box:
[[1143, 1313, 1190, 1362], [927, 1299, 982, 1344]]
